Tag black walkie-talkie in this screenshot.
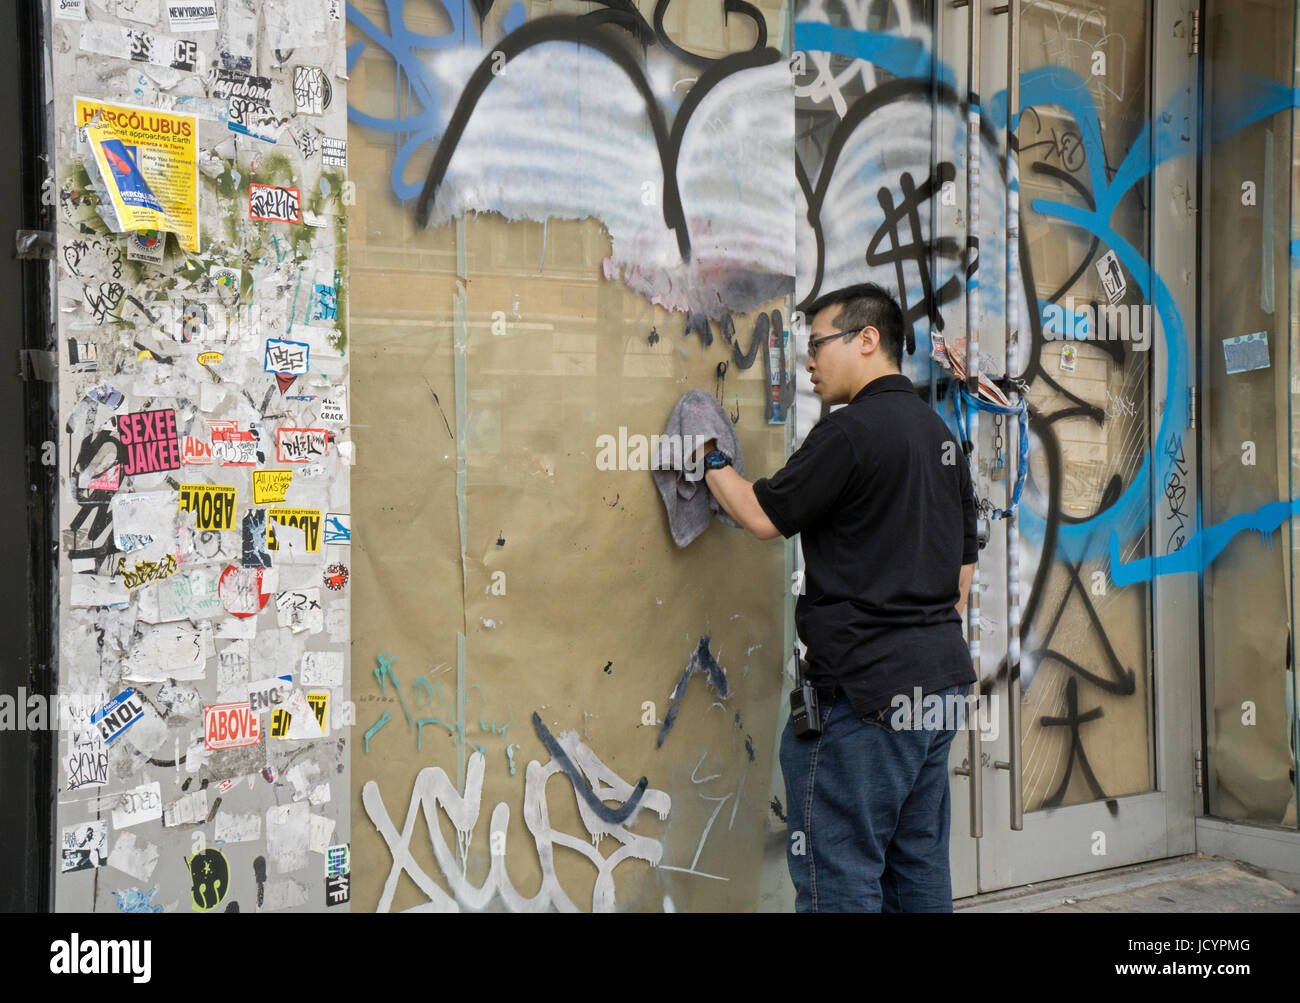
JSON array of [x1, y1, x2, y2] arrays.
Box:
[[790, 655, 822, 739]]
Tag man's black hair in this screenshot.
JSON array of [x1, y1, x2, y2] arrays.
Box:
[[803, 283, 908, 370]]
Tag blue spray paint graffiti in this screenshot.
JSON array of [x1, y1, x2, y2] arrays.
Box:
[[795, 19, 1300, 577], [347, 5, 1300, 579]]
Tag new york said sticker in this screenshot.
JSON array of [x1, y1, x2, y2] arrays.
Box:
[[178, 483, 236, 530]]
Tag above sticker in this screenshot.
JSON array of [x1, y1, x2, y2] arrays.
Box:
[[267, 508, 322, 553], [181, 435, 212, 464], [179, 483, 237, 530], [204, 701, 262, 750]]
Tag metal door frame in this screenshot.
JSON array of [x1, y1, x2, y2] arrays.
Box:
[[947, 0, 1201, 895]]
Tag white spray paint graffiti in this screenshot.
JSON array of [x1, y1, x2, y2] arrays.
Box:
[[362, 733, 670, 913], [424, 46, 794, 319], [794, 0, 926, 115]]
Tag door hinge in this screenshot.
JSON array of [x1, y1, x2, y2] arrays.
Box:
[[1194, 750, 1204, 793], [1191, 10, 1200, 55], [1189, 386, 1198, 430]]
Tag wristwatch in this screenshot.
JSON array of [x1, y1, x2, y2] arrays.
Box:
[[704, 449, 733, 471]]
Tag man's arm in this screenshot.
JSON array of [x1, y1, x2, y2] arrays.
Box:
[[956, 562, 975, 616], [704, 465, 782, 540]]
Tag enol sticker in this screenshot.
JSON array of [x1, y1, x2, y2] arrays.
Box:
[[91, 688, 145, 744]]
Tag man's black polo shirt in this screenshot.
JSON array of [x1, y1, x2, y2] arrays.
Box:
[[753, 372, 977, 718]]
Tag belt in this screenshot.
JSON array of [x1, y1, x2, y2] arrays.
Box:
[[812, 683, 892, 724]]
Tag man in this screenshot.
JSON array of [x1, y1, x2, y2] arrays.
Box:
[[698, 282, 977, 912]]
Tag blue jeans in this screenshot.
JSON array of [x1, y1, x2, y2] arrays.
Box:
[[779, 683, 967, 912]]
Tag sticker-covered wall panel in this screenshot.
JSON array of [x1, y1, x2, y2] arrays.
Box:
[[52, 0, 351, 913]]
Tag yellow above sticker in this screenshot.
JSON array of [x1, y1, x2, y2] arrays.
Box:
[[252, 469, 293, 504], [178, 483, 237, 531], [266, 508, 322, 553]]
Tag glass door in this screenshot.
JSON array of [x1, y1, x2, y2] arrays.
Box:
[[941, 0, 1200, 893], [1199, 0, 1300, 832]]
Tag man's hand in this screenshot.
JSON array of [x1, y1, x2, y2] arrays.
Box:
[[956, 562, 975, 615], [704, 462, 782, 540]]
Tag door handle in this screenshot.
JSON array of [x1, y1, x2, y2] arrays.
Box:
[[994, 0, 1025, 833], [953, 0, 985, 842]]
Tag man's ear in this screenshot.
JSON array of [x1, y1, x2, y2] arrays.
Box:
[[861, 325, 880, 355]]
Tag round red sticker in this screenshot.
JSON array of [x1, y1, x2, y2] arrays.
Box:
[[219, 564, 270, 617]]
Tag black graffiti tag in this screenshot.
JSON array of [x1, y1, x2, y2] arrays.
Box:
[[1163, 432, 1189, 552], [84, 282, 126, 326], [865, 163, 963, 343], [249, 184, 301, 223]]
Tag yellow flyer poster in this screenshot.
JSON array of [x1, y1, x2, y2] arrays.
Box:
[[75, 97, 199, 253]]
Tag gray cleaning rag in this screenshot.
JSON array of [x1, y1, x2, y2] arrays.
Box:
[[652, 389, 744, 548]]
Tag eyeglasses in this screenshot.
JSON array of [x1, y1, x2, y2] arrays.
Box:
[[807, 327, 863, 361]]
